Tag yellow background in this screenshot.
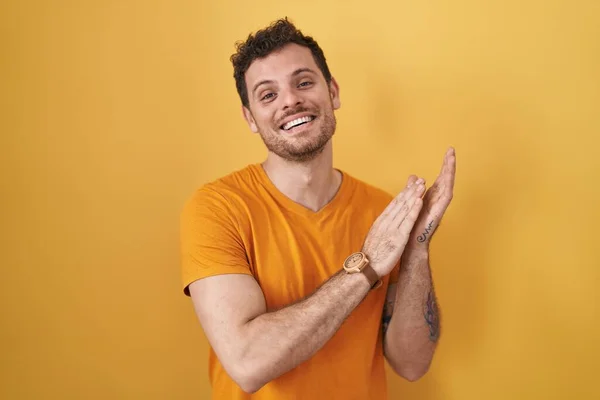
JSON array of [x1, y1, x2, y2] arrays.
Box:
[[2, 0, 599, 399]]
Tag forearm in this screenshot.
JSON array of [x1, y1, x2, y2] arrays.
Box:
[[384, 249, 439, 380], [238, 269, 371, 392]]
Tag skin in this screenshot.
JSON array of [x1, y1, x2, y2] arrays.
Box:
[[188, 42, 456, 393], [382, 149, 456, 380], [241, 43, 342, 213]]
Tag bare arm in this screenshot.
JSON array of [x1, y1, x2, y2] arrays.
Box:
[[188, 270, 372, 393], [187, 178, 426, 393], [382, 147, 455, 381], [382, 249, 439, 381]]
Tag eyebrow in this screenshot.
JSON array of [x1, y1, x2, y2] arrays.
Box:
[[251, 68, 318, 97]]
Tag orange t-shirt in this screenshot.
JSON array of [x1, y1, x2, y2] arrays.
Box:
[[180, 163, 400, 400]]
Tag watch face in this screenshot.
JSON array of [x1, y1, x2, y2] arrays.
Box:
[[345, 252, 364, 269]]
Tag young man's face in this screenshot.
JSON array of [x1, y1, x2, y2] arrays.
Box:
[[243, 43, 341, 162]]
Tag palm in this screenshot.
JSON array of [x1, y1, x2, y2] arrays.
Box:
[[409, 148, 456, 246]]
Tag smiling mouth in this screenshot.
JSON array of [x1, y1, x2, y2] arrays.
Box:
[[280, 115, 316, 131]]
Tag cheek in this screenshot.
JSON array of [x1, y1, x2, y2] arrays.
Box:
[[252, 108, 274, 129], [266, 110, 281, 129], [256, 114, 279, 133]]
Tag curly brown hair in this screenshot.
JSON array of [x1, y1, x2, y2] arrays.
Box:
[[230, 17, 333, 108]]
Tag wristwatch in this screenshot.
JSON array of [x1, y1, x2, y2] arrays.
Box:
[[343, 252, 382, 289]]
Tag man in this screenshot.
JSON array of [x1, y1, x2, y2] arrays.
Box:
[[180, 17, 456, 399]]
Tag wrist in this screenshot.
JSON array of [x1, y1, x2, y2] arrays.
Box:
[[342, 252, 383, 290], [406, 235, 431, 254], [401, 245, 429, 265]]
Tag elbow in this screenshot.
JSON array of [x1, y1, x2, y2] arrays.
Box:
[[228, 367, 261, 394], [384, 340, 435, 382], [228, 358, 267, 394], [399, 366, 429, 382], [237, 379, 262, 395], [387, 359, 431, 382]]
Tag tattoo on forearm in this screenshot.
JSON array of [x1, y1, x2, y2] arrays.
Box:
[[424, 291, 440, 341], [382, 297, 394, 336], [417, 220, 435, 243], [382, 315, 392, 335]]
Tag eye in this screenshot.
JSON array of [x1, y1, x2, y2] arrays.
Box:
[[261, 92, 276, 101], [298, 81, 313, 88]]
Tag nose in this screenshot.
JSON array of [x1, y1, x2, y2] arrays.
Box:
[[280, 87, 303, 110]]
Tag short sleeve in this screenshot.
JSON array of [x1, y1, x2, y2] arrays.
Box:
[[179, 187, 252, 296]]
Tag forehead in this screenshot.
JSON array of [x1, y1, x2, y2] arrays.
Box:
[[245, 43, 321, 86]]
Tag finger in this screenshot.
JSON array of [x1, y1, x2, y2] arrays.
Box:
[[421, 183, 436, 212], [397, 179, 424, 210], [378, 180, 423, 232], [405, 174, 418, 188], [380, 176, 423, 220], [443, 147, 455, 174], [440, 148, 456, 197], [397, 195, 424, 235], [434, 148, 455, 190], [448, 150, 456, 185], [391, 182, 425, 228]]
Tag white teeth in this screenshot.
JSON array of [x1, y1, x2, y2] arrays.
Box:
[[283, 116, 314, 130]]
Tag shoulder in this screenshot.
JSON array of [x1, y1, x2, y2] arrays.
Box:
[[180, 165, 261, 254], [182, 164, 261, 210]]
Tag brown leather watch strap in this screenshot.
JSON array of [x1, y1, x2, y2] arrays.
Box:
[[362, 264, 382, 289]]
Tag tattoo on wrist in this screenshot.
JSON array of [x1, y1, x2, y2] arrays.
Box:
[[424, 291, 440, 341], [417, 220, 435, 243], [382, 297, 394, 336]]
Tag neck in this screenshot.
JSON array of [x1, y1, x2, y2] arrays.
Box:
[[261, 142, 342, 212]]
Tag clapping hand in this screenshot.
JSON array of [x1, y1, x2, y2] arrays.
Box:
[[407, 147, 456, 250]]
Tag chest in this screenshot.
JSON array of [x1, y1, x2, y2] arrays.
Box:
[[241, 207, 376, 309]]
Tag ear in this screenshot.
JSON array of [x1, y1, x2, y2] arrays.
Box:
[[242, 105, 259, 133], [329, 77, 341, 110]]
